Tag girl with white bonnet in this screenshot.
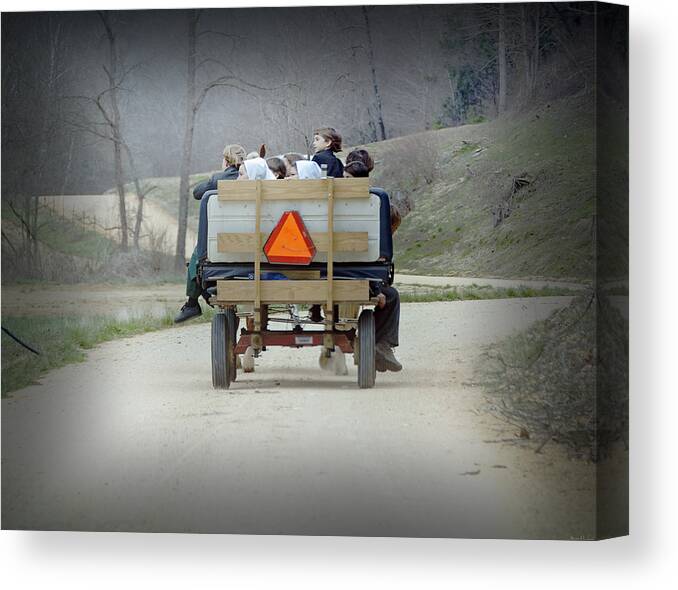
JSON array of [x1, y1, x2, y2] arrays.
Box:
[[295, 159, 322, 179], [238, 157, 277, 180]]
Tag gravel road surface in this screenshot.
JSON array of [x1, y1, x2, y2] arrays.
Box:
[[2, 297, 597, 538]]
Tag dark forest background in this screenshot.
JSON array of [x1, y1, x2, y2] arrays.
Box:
[[3, 3, 623, 193], [1, 2, 628, 274]]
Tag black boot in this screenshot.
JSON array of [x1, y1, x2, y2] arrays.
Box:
[[202, 286, 217, 307], [309, 304, 323, 323], [375, 341, 402, 372], [174, 298, 202, 323]]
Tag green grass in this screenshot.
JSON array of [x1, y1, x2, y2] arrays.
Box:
[[399, 284, 575, 303], [360, 93, 614, 281], [2, 204, 119, 261], [1, 309, 213, 397]]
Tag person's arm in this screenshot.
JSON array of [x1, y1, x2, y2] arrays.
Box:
[[333, 156, 344, 178], [193, 174, 218, 200], [368, 281, 387, 308]]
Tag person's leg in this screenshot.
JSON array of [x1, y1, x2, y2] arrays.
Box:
[[175, 248, 202, 323], [374, 285, 399, 347], [176, 193, 214, 323], [374, 285, 401, 371], [196, 192, 211, 260]]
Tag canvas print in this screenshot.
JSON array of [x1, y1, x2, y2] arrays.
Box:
[[1, 2, 628, 539]]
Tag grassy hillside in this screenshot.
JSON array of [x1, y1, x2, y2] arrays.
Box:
[[2, 204, 118, 261], [362, 93, 604, 281]]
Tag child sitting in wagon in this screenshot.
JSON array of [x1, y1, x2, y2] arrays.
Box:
[[311, 127, 344, 178]]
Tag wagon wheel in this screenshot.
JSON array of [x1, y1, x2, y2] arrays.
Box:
[[212, 310, 235, 389], [227, 308, 238, 383], [357, 309, 376, 389]]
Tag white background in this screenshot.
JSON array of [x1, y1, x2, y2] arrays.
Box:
[[1, 0, 675, 587]]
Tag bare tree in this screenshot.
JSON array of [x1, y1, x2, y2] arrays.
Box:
[[174, 9, 270, 269], [361, 6, 387, 141], [99, 12, 128, 250], [1, 14, 71, 276], [175, 10, 199, 270], [520, 4, 541, 101], [64, 12, 154, 250], [253, 15, 361, 155], [379, 6, 449, 132], [497, 4, 508, 115]]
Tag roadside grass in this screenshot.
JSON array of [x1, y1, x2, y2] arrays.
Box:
[[474, 294, 628, 461], [2, 205, 183, 285], [1, 309, 214, 397], [399, 284, 576, 302]]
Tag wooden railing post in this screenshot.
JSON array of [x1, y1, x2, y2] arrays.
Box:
[[324, 178, 335, 352], [253, 179, 263, 350]]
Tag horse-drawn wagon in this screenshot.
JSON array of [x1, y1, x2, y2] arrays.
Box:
[[198, 177, 392, 389]]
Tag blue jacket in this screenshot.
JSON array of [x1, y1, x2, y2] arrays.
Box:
[[193, 166, 239, 200], [312, 149, 344, 178], [370, 187, 393, 262]]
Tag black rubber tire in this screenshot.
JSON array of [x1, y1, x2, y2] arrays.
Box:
[[211, 312, 231, 390], [358, 309, 376, 389], [227, 308, 237, 383]]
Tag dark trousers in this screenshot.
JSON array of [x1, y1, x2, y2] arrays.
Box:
[[196, 192, 211, 260], [374, 285, 400, 347], [185, 193, 212, 299]]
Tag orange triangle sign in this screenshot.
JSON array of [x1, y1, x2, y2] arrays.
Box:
[[264, 211, 316, 265]]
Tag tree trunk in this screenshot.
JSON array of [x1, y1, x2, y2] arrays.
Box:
[[132, 188, 145, 250], [497, 4, 508, 115], [123, 144, 146, 250], [31, 17, 63, 272], [175, 10, 199, 271], [531, 5, 540, 97], [100, 13, 128, 251], [521, 5, 532, 100], [113, 143, 128, 251], [362, 6, 387, 141]]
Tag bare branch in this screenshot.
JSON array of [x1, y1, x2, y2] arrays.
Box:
[[197, 30, 243, 40], [1, 230, 19, 256], [196, 57, 236, 74], [7, 201, 37, 241]]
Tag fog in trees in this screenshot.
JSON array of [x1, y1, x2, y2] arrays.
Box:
[[2, 3, 626, 274]]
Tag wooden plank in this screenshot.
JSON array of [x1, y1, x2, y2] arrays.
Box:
[[325, 180, 334, 335], [217, 233, 255, 252], [217, 231, 368, 253], [217, 177, 370, 201], [280, 269, 320, 280], [254, 180, 262, 334], [216, 280, 370, 304], [311, 232, 368, 253], [217, 179, 257, 201]]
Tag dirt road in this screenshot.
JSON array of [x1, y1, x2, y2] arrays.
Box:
[[1, 297, 597, 538], [0, 272, 585, 320], [394, 273, 588, 291]]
